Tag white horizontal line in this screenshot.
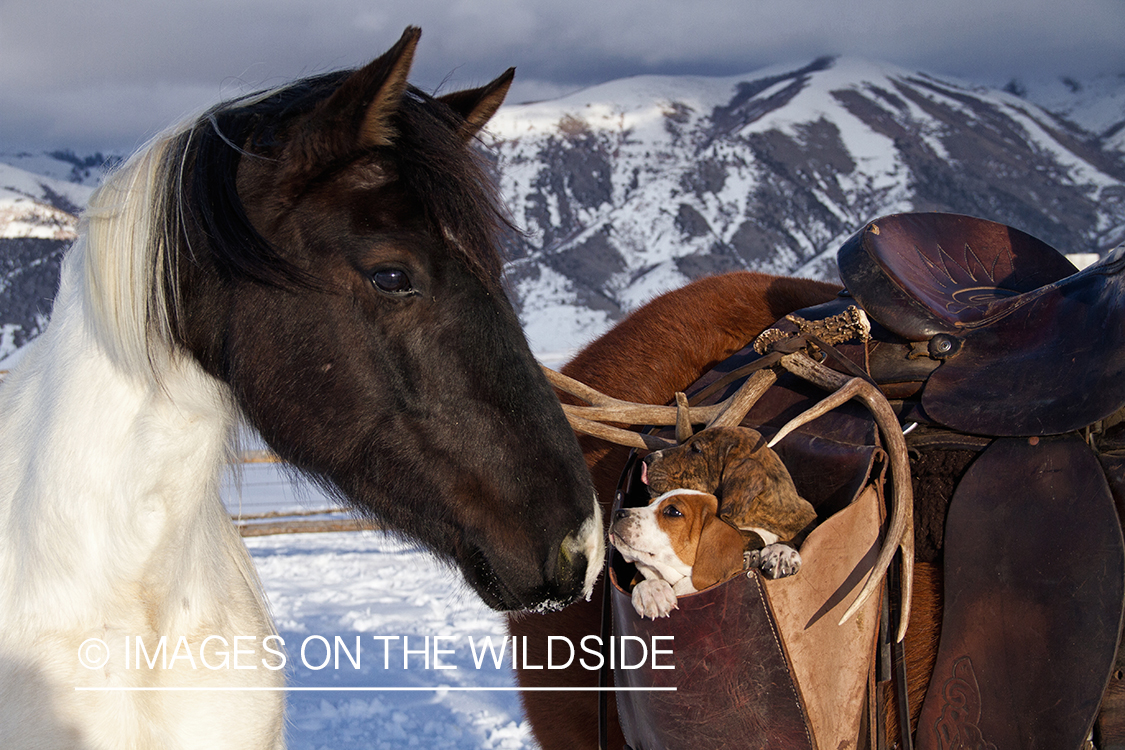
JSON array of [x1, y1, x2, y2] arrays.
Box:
[[75, 686, 676, 692]]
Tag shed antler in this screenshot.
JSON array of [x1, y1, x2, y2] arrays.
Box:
[[541, 364, 778, 450], [769, 351, 914, 642]]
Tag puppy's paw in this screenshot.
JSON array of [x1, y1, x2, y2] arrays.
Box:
[[759, 544, 801, 579], [631, 578, 678, 619]]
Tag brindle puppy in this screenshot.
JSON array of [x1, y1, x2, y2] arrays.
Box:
[[642, 426, 816, 578]]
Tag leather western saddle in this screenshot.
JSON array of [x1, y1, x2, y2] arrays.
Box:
[[608, 213, 1125, 750]]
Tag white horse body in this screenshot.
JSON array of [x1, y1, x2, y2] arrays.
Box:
[[0, 144, 284, 748]]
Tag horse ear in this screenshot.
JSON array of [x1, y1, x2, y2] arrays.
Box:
[[354, 27, 421, 147], [296, 26, 420, 162], [438, 67, 515, 141]]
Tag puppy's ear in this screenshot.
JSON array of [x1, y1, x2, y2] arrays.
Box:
[[720, 446, 815, 540], [691, 517, 748, 591], [716, 457, 769, 524], [756, 450, 817, 538]]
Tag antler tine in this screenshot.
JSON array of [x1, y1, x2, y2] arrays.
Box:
[[541, 365, 620, 407], [766, 378, 858, 449], [674, 392, 693, 444], [542, 366, 724, 428], [705, 368, 778, 430], [563, 414, 676, 451], [772, 352, 914, 643]]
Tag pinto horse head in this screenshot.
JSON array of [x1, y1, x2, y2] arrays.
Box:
[[145, 28, 601, 611]]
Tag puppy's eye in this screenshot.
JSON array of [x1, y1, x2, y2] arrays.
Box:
[[690, 442, 704, 454], [662, 504, 683, 518]]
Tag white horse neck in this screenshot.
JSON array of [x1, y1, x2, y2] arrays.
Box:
[[0, 248, 261, 637]]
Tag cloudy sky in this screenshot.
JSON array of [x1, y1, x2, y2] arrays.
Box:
[[2, 0, 1122, 154]]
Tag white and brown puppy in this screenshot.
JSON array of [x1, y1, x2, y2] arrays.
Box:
[[642, 425, 815, 578], [610, 489, 752, 619]]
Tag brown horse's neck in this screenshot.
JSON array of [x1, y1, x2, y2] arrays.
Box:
[[562, 271, 841, 508]]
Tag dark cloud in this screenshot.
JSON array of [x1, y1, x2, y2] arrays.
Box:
[[2, 0, 1122, 152]]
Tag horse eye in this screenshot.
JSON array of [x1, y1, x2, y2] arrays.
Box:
[[662, 505, 683, 518], [371, 269, 414, 296]]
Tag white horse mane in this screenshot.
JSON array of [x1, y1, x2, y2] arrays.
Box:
[[80, 131, 183, 377], [0, 126, 285, 748]]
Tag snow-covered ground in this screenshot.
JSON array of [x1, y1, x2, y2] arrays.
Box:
[[247, 530, 535, 750], [222, 425, 551, 749]]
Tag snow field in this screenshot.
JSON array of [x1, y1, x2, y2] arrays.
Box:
[[248, 530, 537, 750]]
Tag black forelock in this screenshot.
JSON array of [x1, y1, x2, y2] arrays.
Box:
[[389, 87, 511, 290]]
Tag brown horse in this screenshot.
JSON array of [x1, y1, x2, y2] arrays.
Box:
[[519, 205, 1125, 747], [511, 270, 948, 748]]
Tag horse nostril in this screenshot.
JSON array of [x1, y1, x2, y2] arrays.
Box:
[[556, 540, 585, 579]]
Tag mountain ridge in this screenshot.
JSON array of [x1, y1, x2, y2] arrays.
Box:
[[2, 57, 1123, 360], [481, 56, 1124, 352]]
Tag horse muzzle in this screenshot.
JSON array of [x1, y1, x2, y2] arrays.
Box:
[[466, 498, 605, 613], [554, 500, 605, 606]]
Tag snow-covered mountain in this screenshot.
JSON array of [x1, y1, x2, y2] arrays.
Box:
[[0, 150, 120, 188], [0, 162, 96, 361], [486, 57, 1125, 353], [1004, 71, 1125, 143], [2, 57, 1123, 360]]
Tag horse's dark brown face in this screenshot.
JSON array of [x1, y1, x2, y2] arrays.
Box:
[[170, 28, 602, 611]]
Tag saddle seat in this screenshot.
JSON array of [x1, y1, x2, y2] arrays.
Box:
[[837, 212, 1125, 436], [836, 212, 1079, 339]]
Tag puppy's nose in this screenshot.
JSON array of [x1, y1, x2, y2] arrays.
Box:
[[613, 509, 629, 522]]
